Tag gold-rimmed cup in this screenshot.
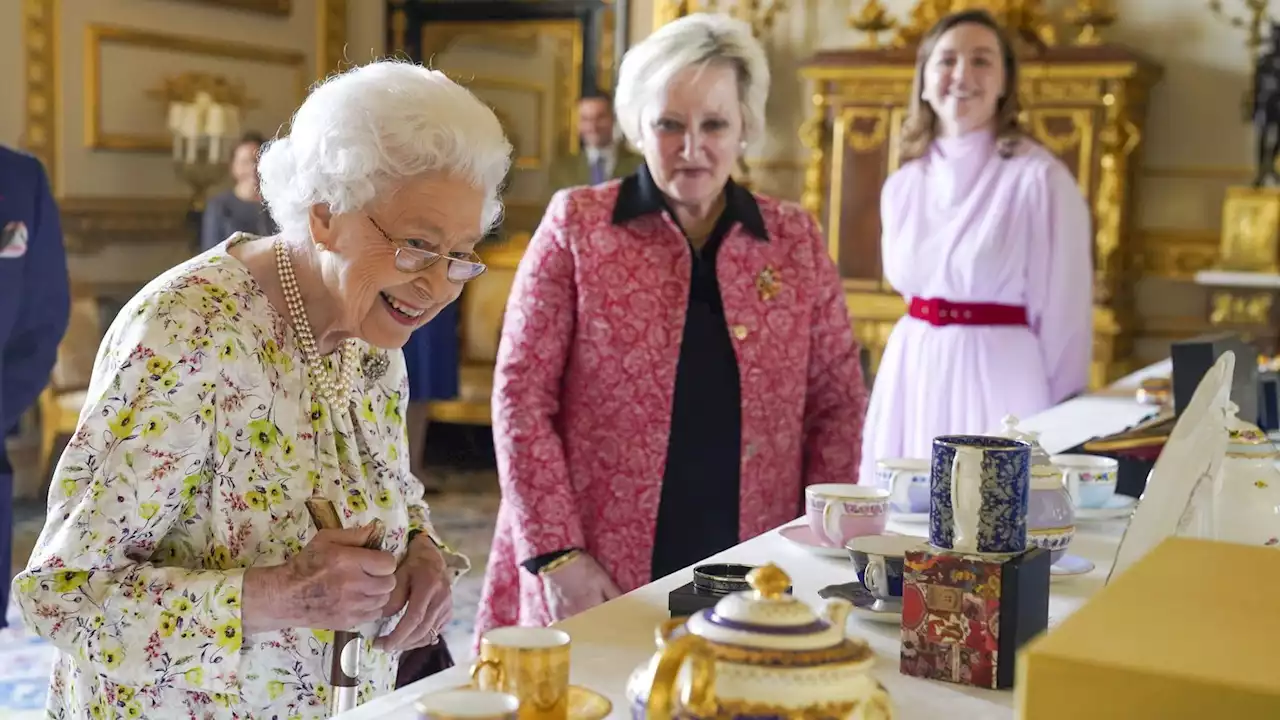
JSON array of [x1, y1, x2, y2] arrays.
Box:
[[415, 689, 520, 720], [469, 627, 571, 720]]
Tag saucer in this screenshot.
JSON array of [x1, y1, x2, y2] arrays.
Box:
[[568, 685, 612, 720], [1075, 494, 1138, 522], [446, 686, 611, 720], [778, 523, 847, 558], [1050, 554, 1095, 580], [818, 583, 903, 624]]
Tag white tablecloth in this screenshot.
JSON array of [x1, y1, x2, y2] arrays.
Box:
[[340, 362, 1168, 720]]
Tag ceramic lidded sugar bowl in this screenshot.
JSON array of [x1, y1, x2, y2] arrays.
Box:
[[996, 415, 1075, 563], [625, 564, 892, 720], [1212, 402, 1280, 548]]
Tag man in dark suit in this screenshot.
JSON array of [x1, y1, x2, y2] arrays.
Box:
[[0, 146, 69, 628], [546, 93, 643, 191]]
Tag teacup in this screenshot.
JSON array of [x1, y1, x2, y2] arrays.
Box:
[[805, 484, 890, 548], [845, 534, 924, 601], [416, 689, 521, 720], [1051, 453, 1119, 509], [875, 458, 931, 514], [470, 627, 571, 720]]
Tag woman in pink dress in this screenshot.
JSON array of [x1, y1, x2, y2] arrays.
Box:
[[860, 9, 1093, 481]]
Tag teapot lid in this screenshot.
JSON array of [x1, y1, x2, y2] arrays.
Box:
[[1224, 401, 1276, 458], [685, 564, 845, 651], [997, 415, 1055, 472]]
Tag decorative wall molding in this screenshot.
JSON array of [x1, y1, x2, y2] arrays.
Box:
[[1140, 315, 1213, 341], [84, 24, 307, 153], [316, 0, 348, 81], [1141, 165, 1253, 181], [59, 196, 192, 252], [168, 0, 292, 16], [1138, 228, 1219, 279], [22, 0, 59, 194]]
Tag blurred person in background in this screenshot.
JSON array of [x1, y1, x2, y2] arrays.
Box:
[[199, 131, 275, 252], [546, 93, 643, 191]]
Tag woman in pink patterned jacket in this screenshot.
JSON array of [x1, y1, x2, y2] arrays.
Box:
[[475, 13, 869, 640]]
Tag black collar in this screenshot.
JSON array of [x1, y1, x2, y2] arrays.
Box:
[[611, 163, 769, 241]]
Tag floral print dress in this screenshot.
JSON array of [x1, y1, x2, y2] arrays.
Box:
[[11, 234, 468, 720]]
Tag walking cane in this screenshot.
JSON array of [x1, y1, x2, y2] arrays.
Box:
[[306, 498, 386, 717]]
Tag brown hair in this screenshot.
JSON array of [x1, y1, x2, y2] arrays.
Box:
[[899, 10, 1023, 162]]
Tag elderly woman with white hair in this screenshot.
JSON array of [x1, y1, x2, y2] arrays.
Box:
[[12, 60, 510, 718], [475, 13, 869, 639]]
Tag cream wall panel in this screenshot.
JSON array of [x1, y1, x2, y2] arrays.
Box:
[[345, 0, 385, 64], [4, 0, 383, 290], [36, 0, 383, 198], [88, 30, 306, 152]]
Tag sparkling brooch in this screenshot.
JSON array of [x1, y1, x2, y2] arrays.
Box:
[[362, 351, 390, 382], [756, 265, 781, 302]]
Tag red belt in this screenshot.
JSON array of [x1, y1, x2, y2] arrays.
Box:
[[908, 297, 1029, 327]]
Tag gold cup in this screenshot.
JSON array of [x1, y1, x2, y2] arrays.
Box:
[[415, 689, 520, 720], [469, 627, 572, 720]]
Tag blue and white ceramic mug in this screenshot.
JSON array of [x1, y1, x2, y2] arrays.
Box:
[[930, 435, 1031, 556]]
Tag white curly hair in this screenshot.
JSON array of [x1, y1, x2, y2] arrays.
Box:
[[613, 13, 771, 151], [258, 60, 513, 237]]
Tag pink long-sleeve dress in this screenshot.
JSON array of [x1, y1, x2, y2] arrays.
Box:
[[859, 130, 1093, 480]]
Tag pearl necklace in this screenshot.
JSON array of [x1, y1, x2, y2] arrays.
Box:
[[274, 239, 358, 408]]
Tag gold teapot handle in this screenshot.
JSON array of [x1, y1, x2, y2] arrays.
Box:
[[655, 617, 685, 647], [645, 633, 716, 720]]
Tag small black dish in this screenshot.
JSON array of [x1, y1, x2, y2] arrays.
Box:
[[692, 563, 758, 595]]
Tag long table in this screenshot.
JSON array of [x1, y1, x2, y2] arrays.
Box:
[[342, 362, 1168, 719]]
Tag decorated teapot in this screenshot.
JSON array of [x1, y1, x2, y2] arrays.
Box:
[[1212, 402, 1280, 548], [625, 564, 892, 720], [995, 416, 1075, 562]]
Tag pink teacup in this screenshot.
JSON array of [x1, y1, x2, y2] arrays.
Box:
[[804, 484, 890, 548]]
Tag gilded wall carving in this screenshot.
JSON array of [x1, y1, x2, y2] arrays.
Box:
[[167, 0, 293, 15], [22, 0, 58, 193]]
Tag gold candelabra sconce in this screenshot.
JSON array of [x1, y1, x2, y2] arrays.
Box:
[[148, 72, 259, 213], [849, 0, 896, 49], [1207, 0, 1271, 59], [725, 0, 785, 37], [846, 0, 1115, 49], [1206, 0, 1272, 121], [653, 0, 785, 38], [1064, 0, 1118, 46]]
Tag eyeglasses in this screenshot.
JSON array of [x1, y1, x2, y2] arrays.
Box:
[[367, 217, 487, 282]]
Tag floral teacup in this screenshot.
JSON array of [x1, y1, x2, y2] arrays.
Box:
[[805, 484, 889, 548]]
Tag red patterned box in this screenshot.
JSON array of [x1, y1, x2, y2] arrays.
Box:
[[900, 546, 1050, 690]]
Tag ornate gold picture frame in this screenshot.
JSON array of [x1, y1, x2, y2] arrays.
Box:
[[166, 0, 292, 16]]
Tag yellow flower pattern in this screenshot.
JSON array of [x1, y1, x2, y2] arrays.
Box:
[[12, 237, 469, 719]]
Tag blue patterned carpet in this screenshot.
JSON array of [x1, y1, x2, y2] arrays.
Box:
[[1, 477, 501, 717]]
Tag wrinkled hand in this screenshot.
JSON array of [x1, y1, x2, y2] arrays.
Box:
[[375, 534, 453, 652], [244, 524, 397, 635], [540, 553, 621, 623]]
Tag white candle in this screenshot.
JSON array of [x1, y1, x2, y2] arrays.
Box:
[[206, 103, 227, 164], [168, 102, 186, 161]]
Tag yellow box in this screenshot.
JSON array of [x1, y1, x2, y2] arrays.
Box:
[[1016, 537, 1280, 719]]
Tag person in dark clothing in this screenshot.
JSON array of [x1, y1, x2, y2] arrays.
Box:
[[199, 131, 275, 251], [0, 145, 70, 629]]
